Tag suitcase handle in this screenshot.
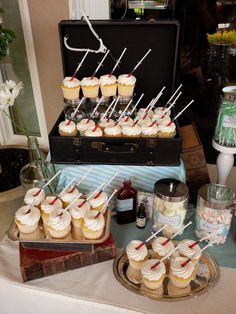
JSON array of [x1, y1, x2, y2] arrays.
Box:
[[96, 142, 139, 153]]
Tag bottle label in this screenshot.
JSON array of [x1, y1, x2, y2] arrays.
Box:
[[222, 115, 236, 128], [157, 212, 180, 226], [197, 218, 225, 234], [116, 198, 133, 212], [136, 217, 146, 228]]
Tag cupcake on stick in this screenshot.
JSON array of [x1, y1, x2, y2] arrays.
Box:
[[61, 51, 89, 100], [118, 49, 151, 97], [81, 50, 110, 98]]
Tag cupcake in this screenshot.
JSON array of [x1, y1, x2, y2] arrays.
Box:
[[104, 124, 122, 137], [178, 240, 202, 268], [47, 208, 71, 239], [15, 205, 41, 234], [117, 116, 134, 127], [137, 116, 152, 126], [154, 106, 171, 116], [141, 122, 158, 137], [77, 118, 95, 136], [117, 74, 136, 97], [40, 196, 63, 226], [70, 200, 90, 240], [60, 186, 81, 208], [58, 119, 77, 137], [169, 256, 194, 288], [137, 108, 154, 118], [99, 74, 117, 97], [122, 124, 141, 137], [88, 191, 108, 211], [126, 240, 149, 283], [61, 77, 80, 100], [141, 259, 166, 290], [82, 210, 105, 240], [157, 122, 176, 138], [98, 118, 115, 130], [151, 236, 175, 262], [167, 280, 191, 297], [84, 125, 103, 137], [24, 188, 45, 209], [81, 77, 99, 98], [156, 114, 171, 125]]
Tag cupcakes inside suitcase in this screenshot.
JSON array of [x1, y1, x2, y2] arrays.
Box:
[[49, 20, 181, 166]]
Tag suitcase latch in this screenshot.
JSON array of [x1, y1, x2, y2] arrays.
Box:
[[73, 138, 82, 146], [147, 139, 157, 148]]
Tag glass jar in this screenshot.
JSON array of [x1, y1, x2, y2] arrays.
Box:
[[153, 178, 189, 238], [64, 98, 86, 122], [213, 86, 236, 147], [195, 183, 234, 245]]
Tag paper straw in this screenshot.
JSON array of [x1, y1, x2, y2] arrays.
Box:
[[164, 84, 183, 107], [101, 98, 117, 120], [95, 189, 118, 218], [135, 225, 168, 250], [181, 242, 214, 267], [128, 48, 152, 76], [49, 177, 76, 205], [172, 100, 194, 122], [109, 48, 127, 76], [33, 170, 61, 196], [162, 221, 192, 245], [151, 243, 182, 269], [91, 50, 110, 78], [70, 50, 89, 81], [108, 96, 120, 119], [117, 100, 133, 122]]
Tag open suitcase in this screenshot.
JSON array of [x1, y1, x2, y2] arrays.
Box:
[[49, 19, 181, 166]]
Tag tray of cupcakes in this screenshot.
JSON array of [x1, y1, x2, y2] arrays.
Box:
[[8, 170, 117, 244], [49, 19, 192, 166], [113, 223, 220, 301]]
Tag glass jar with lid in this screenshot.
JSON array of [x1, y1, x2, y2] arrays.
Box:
[[153, 178, 189, 238], [195, 183, 234, 244]]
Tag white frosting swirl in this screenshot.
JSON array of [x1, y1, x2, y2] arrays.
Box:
[[126, 240, 148, 261], [99, 118, 115, 129], [141, 259, 166, 281], [99, 74, 116, 86], [41, 196, 63, 215], [81, 77, 99, 86], [62, 77, 80, 88], [60, 186, 81, 204], [59, 120, 76, 134], [83, 210, 105, 231], [151, 237, 175, 257], [118, 117, 134, 127], [122, 125, 141, 136], [178, 240, 202, 260], [137, 116, 152, 126], [170, 256, 194, 279], [69, 199, 90, 219], [77, 118, 95, 133], [118, 74, 136, 86], [104, 124, 122, 136], [84, 126, 103, 137], [157, 122, 176, 133], [15, 205, 40, 226], [156, 115, 171, 125], [89, 191, 108, 208], [137, 108, 154, 118], [154, 107, 171, 116], [141, 122, 158, 136], [24, 188, 45, 206], [47, 209, 71, 231]]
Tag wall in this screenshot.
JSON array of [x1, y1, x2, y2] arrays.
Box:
[[27, 0, 69, 132]]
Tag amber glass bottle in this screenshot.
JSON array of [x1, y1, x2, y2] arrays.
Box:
[[116, 178, 137, 224]]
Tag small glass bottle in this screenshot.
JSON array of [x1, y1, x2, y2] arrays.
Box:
[[116, 178, 137, 224], [136, 202, 146, 229], [20, 136, 57, 194]]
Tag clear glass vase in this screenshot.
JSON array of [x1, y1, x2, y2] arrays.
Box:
[[19, 136, 57, 194]]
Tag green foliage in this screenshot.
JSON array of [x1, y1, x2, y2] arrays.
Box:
[[0, 8, 15, 61]]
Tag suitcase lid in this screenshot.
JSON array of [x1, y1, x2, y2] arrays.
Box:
[[59, 20, 179, 102]]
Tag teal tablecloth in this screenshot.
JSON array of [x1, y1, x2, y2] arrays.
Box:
[[111, 215, 236, 269]]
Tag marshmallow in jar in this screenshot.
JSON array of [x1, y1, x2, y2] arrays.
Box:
[[195, 184, 234, 244], [153, 179, 189, 238]]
